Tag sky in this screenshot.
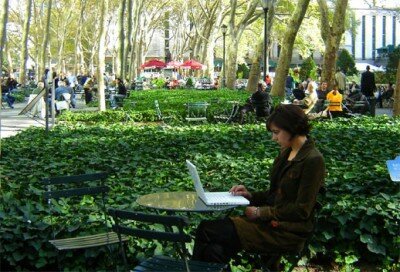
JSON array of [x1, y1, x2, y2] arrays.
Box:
[[349, 0, 400, 9]]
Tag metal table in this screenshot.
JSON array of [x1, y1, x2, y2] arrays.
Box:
[[136, 191, 237, 213]]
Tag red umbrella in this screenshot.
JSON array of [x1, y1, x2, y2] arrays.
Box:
[[165, 60, 182, 69], [141, 59, 166, 69], [180, 59, 204, 70]]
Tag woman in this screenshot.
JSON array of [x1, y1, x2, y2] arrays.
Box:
[[293, 82, 318, 114], [192, 104, 325, 268]]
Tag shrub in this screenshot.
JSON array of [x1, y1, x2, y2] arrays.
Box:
[[300, 57, 318, 81], [1, 91, 399, 271], [237, 63, 250, 79], [186, 77, 194, 88], [337, 49, 358, 76]]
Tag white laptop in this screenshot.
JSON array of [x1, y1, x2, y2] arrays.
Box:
[[186, 160, 250, 206]]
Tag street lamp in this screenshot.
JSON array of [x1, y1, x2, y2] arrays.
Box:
[[188, 48, 193, 60], [260, 0, 274, 83], [221, 24, 228, 88]]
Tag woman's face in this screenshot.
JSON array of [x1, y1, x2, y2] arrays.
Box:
[[269, 123, 292, 148]]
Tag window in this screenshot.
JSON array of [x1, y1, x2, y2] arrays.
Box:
[[393, 16, 397, 46], [362, 16, 366, 60], [372, 16, 376, 60], [382, 16, 386, 47]]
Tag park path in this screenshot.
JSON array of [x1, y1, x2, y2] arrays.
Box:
[[0, 99, 94, 139], [0, 100, 394, 139]]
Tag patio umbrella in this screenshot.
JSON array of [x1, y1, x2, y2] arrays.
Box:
[[141, 59, 166, 69], [180, 59, 204, 70], [165, 60, 182, 69]]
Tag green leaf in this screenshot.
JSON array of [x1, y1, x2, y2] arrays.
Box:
[[360, 233, 374, 244], [35, 257, 47, 268], [12, 251, 25, 262], [345, 255, 358, 264], [336, 215, 349, 225], [343, 172, 356, 179], [367, 242, 386, 255]]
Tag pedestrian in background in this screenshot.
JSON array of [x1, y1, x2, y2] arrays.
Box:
[[360, 65, 376, 116]]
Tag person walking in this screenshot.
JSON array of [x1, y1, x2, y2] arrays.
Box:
[[360, 65, 377, 116]]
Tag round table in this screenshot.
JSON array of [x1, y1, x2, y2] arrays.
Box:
[[136, 191, 237, 213]]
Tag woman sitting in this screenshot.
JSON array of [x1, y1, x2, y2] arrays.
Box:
[[293, 81, 318, 115]]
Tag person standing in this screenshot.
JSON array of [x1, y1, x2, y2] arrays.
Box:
[[285, 74, 294, 99], [360, 65, 376, 116], [192, 104, 325, 270]]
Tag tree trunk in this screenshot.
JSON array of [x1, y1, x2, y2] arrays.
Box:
[[97, 0, 108, 111], [0, 0, 8, 69], [40, 0, 52, 80], [56, 9, 73, 74], [226, 37, 240, 89], [32, 0, 41, 82], [124, 0, 133, 81], [19, 0, 32, 86], [6, 43, 12, 74], [73, 0, 86, 75], [317, 0, 348, 88], [271, 0, 311, 97], [393, 60, 400, 117], [247, 6, 275, 93], [247, 40, 263, 93], [128, 0, 143, 81], [206, 35, 215, 81], [0, 0, 9, 120], [225, 0, 260, 89], [116, 0, 126, 78]]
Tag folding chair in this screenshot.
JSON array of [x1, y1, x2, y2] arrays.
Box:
[[154, 100, 173, 123], [43, 173, 128, 267], [108, 209, 226, 272], [185, 102, 209, 122]]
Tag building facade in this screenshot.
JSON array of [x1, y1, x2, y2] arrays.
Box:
[[344, 1, 400, 65]]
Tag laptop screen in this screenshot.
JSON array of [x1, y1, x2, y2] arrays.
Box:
[[186, 160, 207, 200]]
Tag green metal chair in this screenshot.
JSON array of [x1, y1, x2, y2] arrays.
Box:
[[185, 102, 210, 122], [43, 173, 128, 266], [109, 209, 226, 272]]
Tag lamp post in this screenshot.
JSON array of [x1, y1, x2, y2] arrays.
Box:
[[221, 24, 227, 88], [261, 0, 273, 83]]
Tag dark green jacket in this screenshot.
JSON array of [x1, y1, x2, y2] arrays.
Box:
[[231, 138, 325, 252]]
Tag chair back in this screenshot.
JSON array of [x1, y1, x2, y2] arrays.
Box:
[[43, 173, 110, 238], [109, 209, 192, 270], [185, 102, 209, 122], [109, 209, 191, 244], [154, 100, 163, 120]]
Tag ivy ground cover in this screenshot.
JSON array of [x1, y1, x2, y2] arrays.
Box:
[[1, 116, 399, 270]]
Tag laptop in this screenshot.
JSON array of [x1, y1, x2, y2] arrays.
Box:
[[186, 160, 250, 206]]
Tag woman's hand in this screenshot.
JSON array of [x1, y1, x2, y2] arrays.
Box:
[[245, 206, 259, 220], [229, 185, 252, 199]]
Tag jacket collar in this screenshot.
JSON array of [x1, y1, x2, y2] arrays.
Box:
[[281, 137, 315, 162]]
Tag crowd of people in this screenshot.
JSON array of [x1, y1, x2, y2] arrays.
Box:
[[1, 65, 395, 121], [257, 65, 395, 119]]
